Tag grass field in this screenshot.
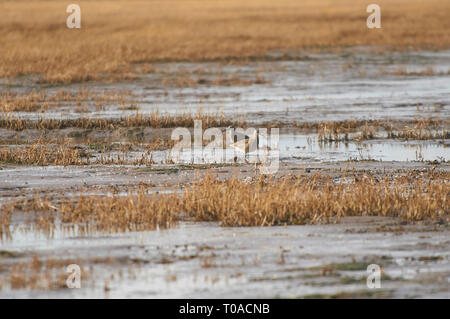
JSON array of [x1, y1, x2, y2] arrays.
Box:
[[1, 0, 449, 83]]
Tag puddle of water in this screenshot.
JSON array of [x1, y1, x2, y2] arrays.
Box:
[[3, 50, 450, 124], [278, 134, 449, 162], [1, 220, 448, 298], [139, 134, 449, 164], [0, 49, 449, 298]]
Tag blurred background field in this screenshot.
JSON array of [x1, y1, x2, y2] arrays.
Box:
[[1, 0, 449, 83]]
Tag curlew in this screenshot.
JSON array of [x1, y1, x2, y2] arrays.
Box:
[[227, 127, 259, 154]]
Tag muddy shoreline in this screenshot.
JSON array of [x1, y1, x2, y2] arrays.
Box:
[[0, 48, 448, 298]]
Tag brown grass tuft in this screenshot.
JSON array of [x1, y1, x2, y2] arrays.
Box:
[[58, 189, 179, 234], [0, 89, 137, 112], [315, 118, 448, 142], [1, 172, 448, 239], [183, 174, 449, 226], [0, 205, 12, 240], [0, 111, 244, 131], [0, 139, 85, 166], [5, 256, 86, 290], [385, 119, 449, 140]]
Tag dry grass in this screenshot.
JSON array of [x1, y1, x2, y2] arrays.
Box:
[[183, 174, 449, 226], [145, 137, 175, 152], [0, 256, 90, 290], [3, 188, 180, 236], [315, 118, 448, 142], [0, 254, 149, 291], [385, 120, 449, 140], [0, 89, 137, 112], [94, 150, 155, 166], [388, 67, 450, 77], [58, 189, 179, 234], [1, 0, 449, 83], [317, 121, 378, 143], [0, 90, 48, 112], [269, 119, 382, 132], [0, 139, 85, 165], [0, 140, 160, 166], [0, 117, 445, 167], [8, 259, 68, 290], [0, 111, 244, 131], [1, 172, 448, 238], [0, 206, 11, 240], [87, 138, 175, 153], [3, 196, 57, 237]]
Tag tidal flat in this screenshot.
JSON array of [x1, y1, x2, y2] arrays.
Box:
[[0, 48, 448, 298]]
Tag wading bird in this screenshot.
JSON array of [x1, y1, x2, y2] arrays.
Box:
[[226, 127, 259, 163]]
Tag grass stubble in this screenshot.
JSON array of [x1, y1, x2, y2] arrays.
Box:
[[316, 118, 449, 143], [0, 108, 447, 139], [1, 172, 448, 240], [0, 111, 242, 131], [0, 116, 447, 166], [0, 139, 86, 166], [5, 256, 84, 291], [0, 89, 136, 113], [0, 139, 158, 166]]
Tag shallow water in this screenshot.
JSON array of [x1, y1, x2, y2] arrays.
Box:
[[95, 134, 448, 164], [1, 218, 448, 298], [0, 48, 449, 298], [5, 49, 450, 124], [278, 134, 449, 162]]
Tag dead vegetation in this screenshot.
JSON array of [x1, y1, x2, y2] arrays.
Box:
[[317, 121, 376, 143], [315, 118, 448, 143], [0, 111, 244, 131], [93, 150, 156, 166], [0, 133, 180, 166], [160, 73, 267, 88], [1, 113, 447, 143], [0, 206, 11, 240], [146, 64, 268, 87], [6, 257, 70, 290], [0, 139, 86, 166], [1, 172, 448, 238], [0, 117, 446, 167], [183, 173, 449, 226], [2, 188, 179, 236], [59, 189, 179, 234], [0, 89, 137, 112], [1, 0, 449, 83], [388, 67, 450, 77], [385, 120, 449, 140], [0, 256, 92, 291], [86, 138, 175, 153], [0, 90, 49, 112], [0, 140, 159, 166]]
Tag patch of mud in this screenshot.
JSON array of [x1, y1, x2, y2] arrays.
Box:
[[1, 50, 449, 124], [0, 217, 448, 298], [0, 48, 449, 299], [0, 161, 447, 199]]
